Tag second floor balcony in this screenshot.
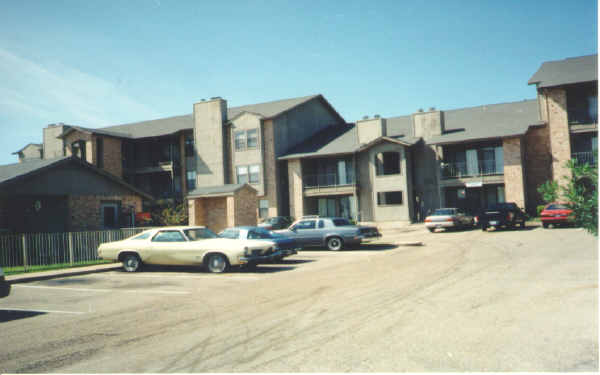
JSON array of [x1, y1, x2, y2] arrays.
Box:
[[572, 151, 597, 167], [441, 159, 504, 179], [304, 173, 356, 188]]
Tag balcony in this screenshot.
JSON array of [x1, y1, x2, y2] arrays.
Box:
[[572, 151, 597, 166], [441, 159, 503, 179], [303, 173, 356, 197]]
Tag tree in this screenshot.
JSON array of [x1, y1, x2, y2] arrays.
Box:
[[562, 160, 597, 236], [152, 202, 188, 226]]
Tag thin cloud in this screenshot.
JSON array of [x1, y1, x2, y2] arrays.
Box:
[[0, 48, 160, 127]]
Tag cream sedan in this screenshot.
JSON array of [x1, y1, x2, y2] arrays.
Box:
[[97, 226, 284, 273]]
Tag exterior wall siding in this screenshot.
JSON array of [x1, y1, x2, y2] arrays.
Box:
[[287, 158, 304, 219], [102, 136, 123, 177], [503, 137, 526, 209], [262, 120, 279, 217], [194, 98, 228, 187], [544, 87, 572, 184], [234, 187, 258, 227], [230, 113, 265, 196]]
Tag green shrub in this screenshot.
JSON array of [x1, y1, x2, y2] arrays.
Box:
[[536, 205, 546, 217]]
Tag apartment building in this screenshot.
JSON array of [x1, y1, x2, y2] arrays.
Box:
[[280, 54, 597, 222], [10, 54, 597, 229]]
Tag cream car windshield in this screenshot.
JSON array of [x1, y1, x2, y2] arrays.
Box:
[[183, 228, 219, 241]]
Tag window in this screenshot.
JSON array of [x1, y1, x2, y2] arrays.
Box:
[[72, 140, 86, 161], [185, 134, 195, 156], [183, 228, 218, 240], [333, 218, 351, 226], [318, 220, 324, 228], [249, 165, 260, 184], [567, 85, 598, 125], [375, 152, 401, 176], [236, 166, 248, 184], [131, 232, 152, 240], [234, 129, 259, 151], [234, 131, 246, 151], [152, 231, 186, 242], [293, 220, 316, 230], [259, 199, 269, 218], [377, 191, 403, 205], [186, 171, 196, 190], [247, 129, 258, 148], [219, 228, 240, 239], [96, 138, 104, 168]]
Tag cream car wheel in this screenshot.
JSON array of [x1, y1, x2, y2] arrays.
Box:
[[206, 254, 229, 273], [122, 254, 141, 272]]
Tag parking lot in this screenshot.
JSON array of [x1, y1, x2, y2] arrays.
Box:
[[0, 225, 597, 372]]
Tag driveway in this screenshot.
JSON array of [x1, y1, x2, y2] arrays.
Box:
[[0, 225, 596, 372]]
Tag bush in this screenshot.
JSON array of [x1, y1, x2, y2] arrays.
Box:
[[537, 180, 559, 204], [536, 205, 546, 217], [151, 202, 188, 226]]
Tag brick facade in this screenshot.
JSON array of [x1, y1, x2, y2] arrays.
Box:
[[524, 126, 553, 213], [287, 158, 304, 219], [67, 194, 142, 231], [102, 136, 123, 178], [503, 137, 526, 209], [188, 186, 257, 233], [544, 87, 572, 184], [262, 120, 279, 217]]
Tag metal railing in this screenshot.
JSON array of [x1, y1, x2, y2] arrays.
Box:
[[303, 173, 356, 188], [0, 228, 146, 271], [572, 151, 597, 166], [440, 159, 503, 179]]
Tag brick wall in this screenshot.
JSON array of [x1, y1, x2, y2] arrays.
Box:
[[234, 186, 258, 226], [102, 137, 123, 178], [545, 87, 572, 184], [503, 137, 526, 209], [525, 126, 553, 213], [67, 194, 142, 231]]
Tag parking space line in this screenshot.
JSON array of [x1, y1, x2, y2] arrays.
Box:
[[13, 285, 191, 295], [101, 273, 260, 280], [0, 307, 86, 315]]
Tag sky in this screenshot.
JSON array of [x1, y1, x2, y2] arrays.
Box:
[[0, 0, 597, 165]]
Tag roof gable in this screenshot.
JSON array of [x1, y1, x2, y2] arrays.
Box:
[[528, 54, 598, 88], [187, 183, 257, 198]]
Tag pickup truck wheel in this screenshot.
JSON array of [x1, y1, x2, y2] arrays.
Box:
[[206, 253, 229, 273], [122, 254, 142, 272], [326, 236, 343, 251], [427, 227, 435, 233]]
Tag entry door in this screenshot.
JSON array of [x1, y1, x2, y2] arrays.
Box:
[[101, 203, 119, 229]]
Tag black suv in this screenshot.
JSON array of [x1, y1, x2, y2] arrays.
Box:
[[479, 202, 527, 231]]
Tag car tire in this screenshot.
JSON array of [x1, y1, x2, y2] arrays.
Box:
[[206, 253, 229, 273], [122, 254, 142, 272], [481, 225, 488, 231], [520, 221, 526, 229], [326, 236, 343, 251], [542, 222, 549, 229], [427, 227, 435, 233]]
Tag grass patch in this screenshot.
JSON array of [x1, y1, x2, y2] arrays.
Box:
[[4, 260, 114, 276]]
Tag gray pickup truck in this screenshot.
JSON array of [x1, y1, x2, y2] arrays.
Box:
[[275, 217, 381, 251]]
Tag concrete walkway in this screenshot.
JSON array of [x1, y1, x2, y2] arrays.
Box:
[[6, 263, 122, 284]]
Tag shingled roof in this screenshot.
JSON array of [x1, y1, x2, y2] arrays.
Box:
[[0, 156, 153, 199], [426, 99, 543, 145], [528, 54, 598, 89], [60, 94, 340, 140], [187, 183, 256, 197]]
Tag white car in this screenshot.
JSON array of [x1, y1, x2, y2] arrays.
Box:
[[424, 208, 475, 232], [97, 226, 284, 273]]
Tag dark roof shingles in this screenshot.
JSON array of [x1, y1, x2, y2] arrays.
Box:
[[528, 54, 598, 88]]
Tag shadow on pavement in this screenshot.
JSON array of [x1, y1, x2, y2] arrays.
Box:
[[0, 310, 46, 323]]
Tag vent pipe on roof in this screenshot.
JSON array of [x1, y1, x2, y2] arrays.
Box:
[[417, 108, 424, 112], [429, 107, 435, 111], [362, 115, 369, 120], [374, 114, 380, 118], [210, 96, 222, 100]]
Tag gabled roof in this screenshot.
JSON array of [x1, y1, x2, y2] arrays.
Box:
[[12, 143, 42, 155], [426, 99, 543, 145], [0, 156, 153, 200], [279, 123, 359, 160], [58, 125, 132, 139], [357, 136, 421, 152], [187, 183, 256, 198], [59, 94, 343, 140], [528, 54, 598, 89]]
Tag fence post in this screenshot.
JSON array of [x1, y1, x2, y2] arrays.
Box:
[[21, 234, 29, 272], [68, 233, 74, 265]]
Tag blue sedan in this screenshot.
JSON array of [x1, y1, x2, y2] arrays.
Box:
[[218, 226, 300, 261]]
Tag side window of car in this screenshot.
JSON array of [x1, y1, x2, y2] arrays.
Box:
[[295, 220, 316, 230], [247, 231, 259, 239], [318, 220, 324, 228], [152, 231, 187, 242]]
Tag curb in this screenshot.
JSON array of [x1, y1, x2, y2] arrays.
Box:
[[6, 263, 122, 284]]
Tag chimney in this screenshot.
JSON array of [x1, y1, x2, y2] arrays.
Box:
[[356, 116, 386, 144], [412, 107, 443, 139], [193, 97, 228, 187]]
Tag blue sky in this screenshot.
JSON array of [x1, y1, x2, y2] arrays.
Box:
[[0, 0, 597, 165]]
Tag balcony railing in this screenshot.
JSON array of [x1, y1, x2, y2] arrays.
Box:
[[440, 159, 503, 179], [303, 173, 355, 188], [572, 151, 597, 166]]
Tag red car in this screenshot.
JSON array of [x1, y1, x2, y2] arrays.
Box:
[[540, 203, 573, 228]]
